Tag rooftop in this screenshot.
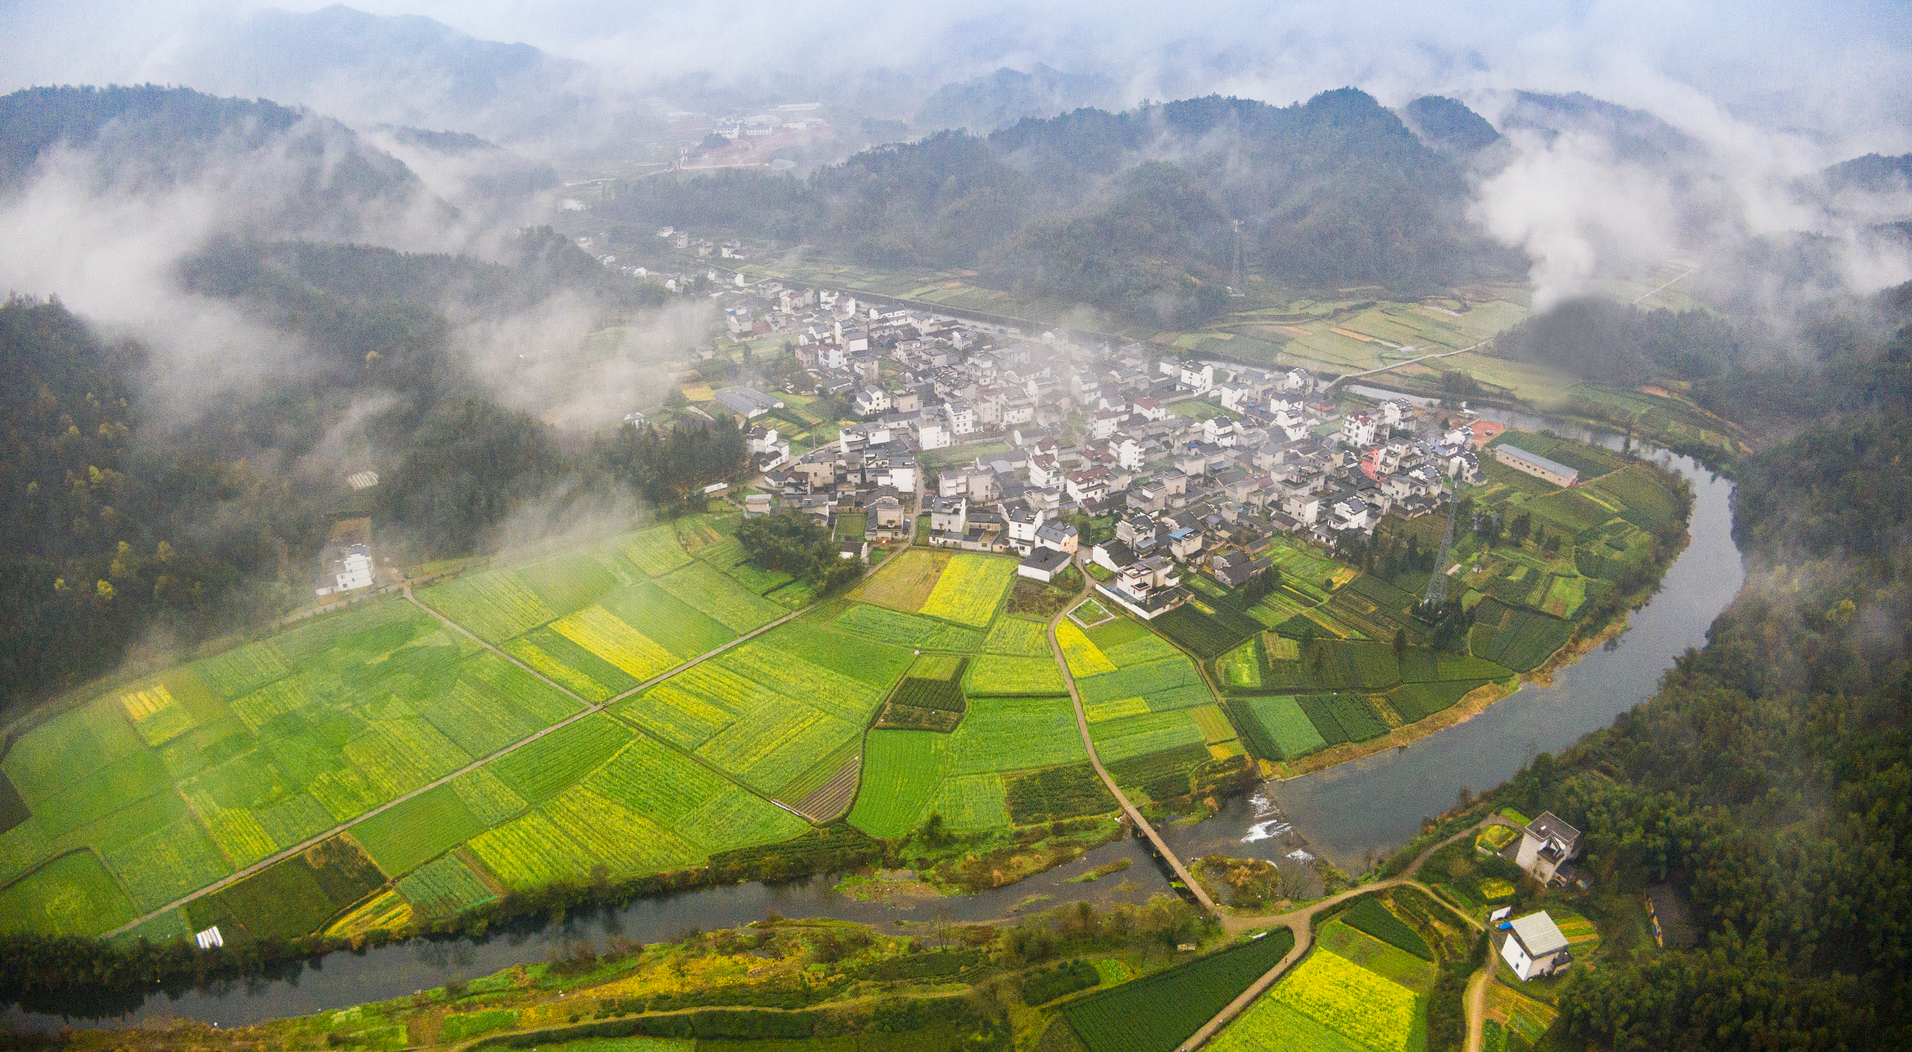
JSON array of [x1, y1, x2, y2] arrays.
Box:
[[1509, 911, 1569, 958], [1496, 443, 1580, 482]]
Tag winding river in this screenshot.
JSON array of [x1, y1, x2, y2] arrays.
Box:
[[4, 424, 1741, 1032]]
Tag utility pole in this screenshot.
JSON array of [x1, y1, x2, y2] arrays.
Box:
[[1229, 220, 1246, 297], [1422, 485, 1460, 612]]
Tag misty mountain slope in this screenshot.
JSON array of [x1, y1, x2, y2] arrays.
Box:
[[913, 64, 1122, 132], [1823, 153, 1912, 194], [1497, 90, 1697, 160], [603, 88, 1515, 322], [0, 84, 448, 238], [161, 5, 592, 144], [1398, 95, 1503, 160]]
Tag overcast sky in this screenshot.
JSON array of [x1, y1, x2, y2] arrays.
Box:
[[2, 0, 1909, 154]]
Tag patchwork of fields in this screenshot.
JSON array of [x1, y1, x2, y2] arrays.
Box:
[[841, 552, 1111, 838], [0, 518, 821, 941], [1193, 433, 1687, 764]]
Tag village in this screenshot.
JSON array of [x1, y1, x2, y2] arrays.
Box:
[[630, 267, 1584, 625]]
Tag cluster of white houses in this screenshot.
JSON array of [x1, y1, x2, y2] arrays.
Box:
[[691, 279, 1576, 622]]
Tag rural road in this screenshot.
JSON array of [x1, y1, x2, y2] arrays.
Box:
[[1180, 815, 1518, 1051], [1324, 337, 1488, 391], [103, 533, 887, 940], [1045, 556, 1220, 917]]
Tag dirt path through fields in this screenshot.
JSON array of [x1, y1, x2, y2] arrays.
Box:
[[1045, 555, 1220, 917], [1183, 816, 1516, 1051], [102, 548, 879, 940]]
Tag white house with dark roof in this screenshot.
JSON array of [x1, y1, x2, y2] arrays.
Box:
[[1499, 911, 1572, 981], [1514, 811, 1583, 884]]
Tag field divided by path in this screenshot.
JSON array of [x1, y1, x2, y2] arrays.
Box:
[[0, 517, 831, 944]]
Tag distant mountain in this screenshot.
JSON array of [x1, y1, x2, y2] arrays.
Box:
[[1398, 96, 1503, 160], [1497, 91, 1695, 160], [602, 89, 1521, 323], [0, 84, 444, 237], [914, 64, 1122, 132], [1823, 153, 1912, 194], [158, 5, 596, 145]]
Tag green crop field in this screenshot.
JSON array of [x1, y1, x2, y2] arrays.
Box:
[[1215, 947, 1420, 1052], [948, 696, 1087, 775], [417, 570, 556, 643], [350, 782, 489, 876], [848, 731, 949, 838], [1088, 710, 1207, 764], [918, 555, 1017, 627], [597, 583, 738, 660], [651, 561, 784, 633], [396, 852, 497, 919], [1342, 898, 1434, 960], [625, 524, 695, 577], [1077, 659, 1207, 709], [0, 850, 139, 936], [1064, 930, 1296, 1052], [830, 603, 985, 651], [964, 654, 1066, 695], [1317, 921, 1437, 992], [1152, 601, 1263, 659], [923, 774, 1010, 831], [1296, 693, 1390, 745], [984, 617, 1053, 657]]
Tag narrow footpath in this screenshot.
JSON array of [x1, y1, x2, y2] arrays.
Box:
[[1045, 556, 1219, 916], [1181, 815, 1519, 1051]]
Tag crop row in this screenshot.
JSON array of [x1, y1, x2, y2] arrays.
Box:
[[1088, 709, 1207, 765], [653, 560, 785, 633], [1227, 695, 1328, 760], [625, 524, 694, 577], [418, 571, 556, 644], [965, 654, 1065, 695], [984, 617, 1052, 657], [1297, 693, 1389, 745], [948, 696, 1086, 775], [397, 852, 497, 919], [1257, 947, 1418, 1052], [1064, 930, 1296, 1052], [847, 730, 947, 838], [832, 602, 986, 651]]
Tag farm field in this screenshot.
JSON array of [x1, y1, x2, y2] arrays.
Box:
[[1062, 929, 1296, 1052], [0, 515, 843, 942], [1210, 947, 1422, 1052], [1183, 430, 1686, 759]]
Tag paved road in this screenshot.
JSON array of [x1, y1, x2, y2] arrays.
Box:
[[1045, 556, 1220, 916], [1180, 816, 1519, 1051], [103, 547, 869, 940]]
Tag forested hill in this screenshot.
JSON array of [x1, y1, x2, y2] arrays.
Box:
[[0, 236, 727, 719], [0, 85, 440, 234], [1491, 283, 1912, 1050], [597, 89, 1521, 326]]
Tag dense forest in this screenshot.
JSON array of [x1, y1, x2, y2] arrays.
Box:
[[597, 90, 1521, 325], [1491, 282, 1912, 1050], [1489, 298, 1743, 384]]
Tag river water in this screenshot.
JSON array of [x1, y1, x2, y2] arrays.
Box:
[[6, 423, 1741, 1032]]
